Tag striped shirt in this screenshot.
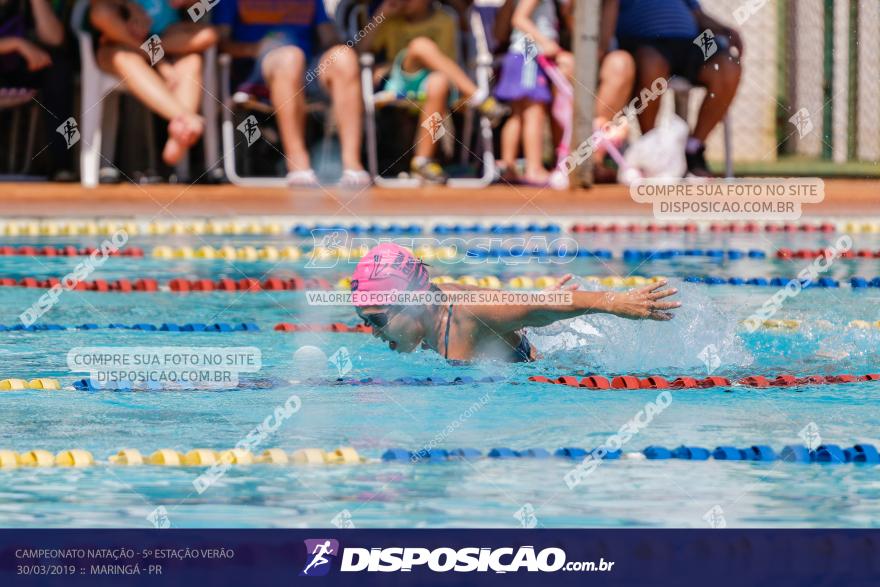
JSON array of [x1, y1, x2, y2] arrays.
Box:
[[616, 0, 702, 40]]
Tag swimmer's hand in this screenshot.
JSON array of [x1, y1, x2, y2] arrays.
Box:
[[608, 280, 680, 321], [544, 273, 580, 292]]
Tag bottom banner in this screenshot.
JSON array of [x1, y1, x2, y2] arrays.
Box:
[[0, 529, 877, 586]]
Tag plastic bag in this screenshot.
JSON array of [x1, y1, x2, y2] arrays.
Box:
[[618, 115, 689, 184]]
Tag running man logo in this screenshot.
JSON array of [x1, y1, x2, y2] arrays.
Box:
[[56, 117, 80, 149], [694, 29, 717, 61], [328, 347, 353, 377], [146, 506, 171, 529], [697, 344, 722, 375], [421, 112, 445, 143], [331, 509, 356, 528], [520, 35, 538, 64], [305, 228, 349, 268], [789, 108, 814, 139], [300, 539, 339, 577], [513, 503, 538, 528], [237, 115, 261, 147], [799, 422, 822, 450], [702, 505, 726, 528], [141, 34, 165, 66]]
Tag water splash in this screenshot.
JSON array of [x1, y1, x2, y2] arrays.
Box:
[[528, 280, 753, 373]]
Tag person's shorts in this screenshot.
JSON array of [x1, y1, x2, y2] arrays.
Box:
[[383, 49, 458, 103], [618, 37, 721, 85], [493, 51, 552, 104], [235, 33, 326, 101]]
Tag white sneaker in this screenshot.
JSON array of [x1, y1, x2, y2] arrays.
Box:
[[286, 169, 319, 188], [339, 169, 371, 189]]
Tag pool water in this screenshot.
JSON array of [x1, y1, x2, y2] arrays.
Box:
[[1, 229, 879, 528]]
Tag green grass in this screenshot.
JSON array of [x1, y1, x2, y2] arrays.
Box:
[[718, 155, 880, 178]]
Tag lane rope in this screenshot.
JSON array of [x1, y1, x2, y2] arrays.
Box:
[[0, 443, 874, 468], [4, 274, 880, 291], [4, 218, 880, 237], [6, 371, 880, 393], [0, 375, 504, 391], [4, 319, 880, 333], [528, 373, 880, 389]]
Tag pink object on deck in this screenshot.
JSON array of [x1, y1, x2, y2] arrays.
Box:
[[537, 55, 573, 161]]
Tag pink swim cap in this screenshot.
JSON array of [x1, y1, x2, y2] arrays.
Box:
[[350, 243, 430, 306]]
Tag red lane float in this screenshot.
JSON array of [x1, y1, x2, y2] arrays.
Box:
[[0, 246, 143, 257], [273, 323, 369, 333], [611, 376, 641, 389], [580, 376, 611, 389], [777, 248, 878, 259], [528, 372, 880, 389], [0, 276, 335, 292]]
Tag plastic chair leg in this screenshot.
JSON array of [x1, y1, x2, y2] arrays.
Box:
[[79, 82, 104, 188]]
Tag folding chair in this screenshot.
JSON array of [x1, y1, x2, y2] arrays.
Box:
[[71, 0, 220, 187], [360, 2, 497, 188], [668, 76, 733, 178]]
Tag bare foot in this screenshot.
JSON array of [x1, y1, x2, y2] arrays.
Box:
[[162, 114, 203, 165]]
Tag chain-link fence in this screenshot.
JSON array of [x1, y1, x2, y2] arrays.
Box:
[[693, 0, 879, 170]]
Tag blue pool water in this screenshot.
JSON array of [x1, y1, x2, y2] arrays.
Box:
[[1, 228, 879, 528]]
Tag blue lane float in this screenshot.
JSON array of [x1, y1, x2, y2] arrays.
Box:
[[291, 223, 565, 236], [380, 444, 880, 465], [680, 276, 880, 288], [846, 444, 880, 463], [71, 377, 277, 392], [622, 249, 766, 261], [0, 323, 262, 332], [334, 375, 505, 386], [292, 223, 424, 236], [464, 247, 613, 259]]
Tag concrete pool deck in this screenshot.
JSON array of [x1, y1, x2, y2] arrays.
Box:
[[1, 179, 877, 218]]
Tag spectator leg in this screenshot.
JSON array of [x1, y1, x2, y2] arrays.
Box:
[[319, 45, 365, 172], [403, 37, 478, 99], [414, 72, 450, 160], [261, 45, 310, 173], [594, 50, 636, 160], [160, 22, 219, 56], [161, 53, 203, 113], [631, 46, 670, 133], [97, 45, 203, 165], [159, 53, 204, 167], [500, 101, 524, 173], [692, 53, 742, 143], [521, 100, 550, 183], [98, 46, 193, 122], [596, 50, 636, 126]]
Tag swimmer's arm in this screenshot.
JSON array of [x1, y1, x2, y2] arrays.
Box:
[[476, 280, 681, 329]]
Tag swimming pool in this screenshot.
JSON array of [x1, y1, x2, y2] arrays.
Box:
[[1, 221, 879, 528]]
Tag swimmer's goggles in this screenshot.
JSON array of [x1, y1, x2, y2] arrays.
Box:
[[357, 307, 401, 329]]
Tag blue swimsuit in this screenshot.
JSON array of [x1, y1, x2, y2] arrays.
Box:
[[443, 305, 534, 363]]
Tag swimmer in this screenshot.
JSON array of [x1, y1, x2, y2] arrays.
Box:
[[351, 243, 681, 362]]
